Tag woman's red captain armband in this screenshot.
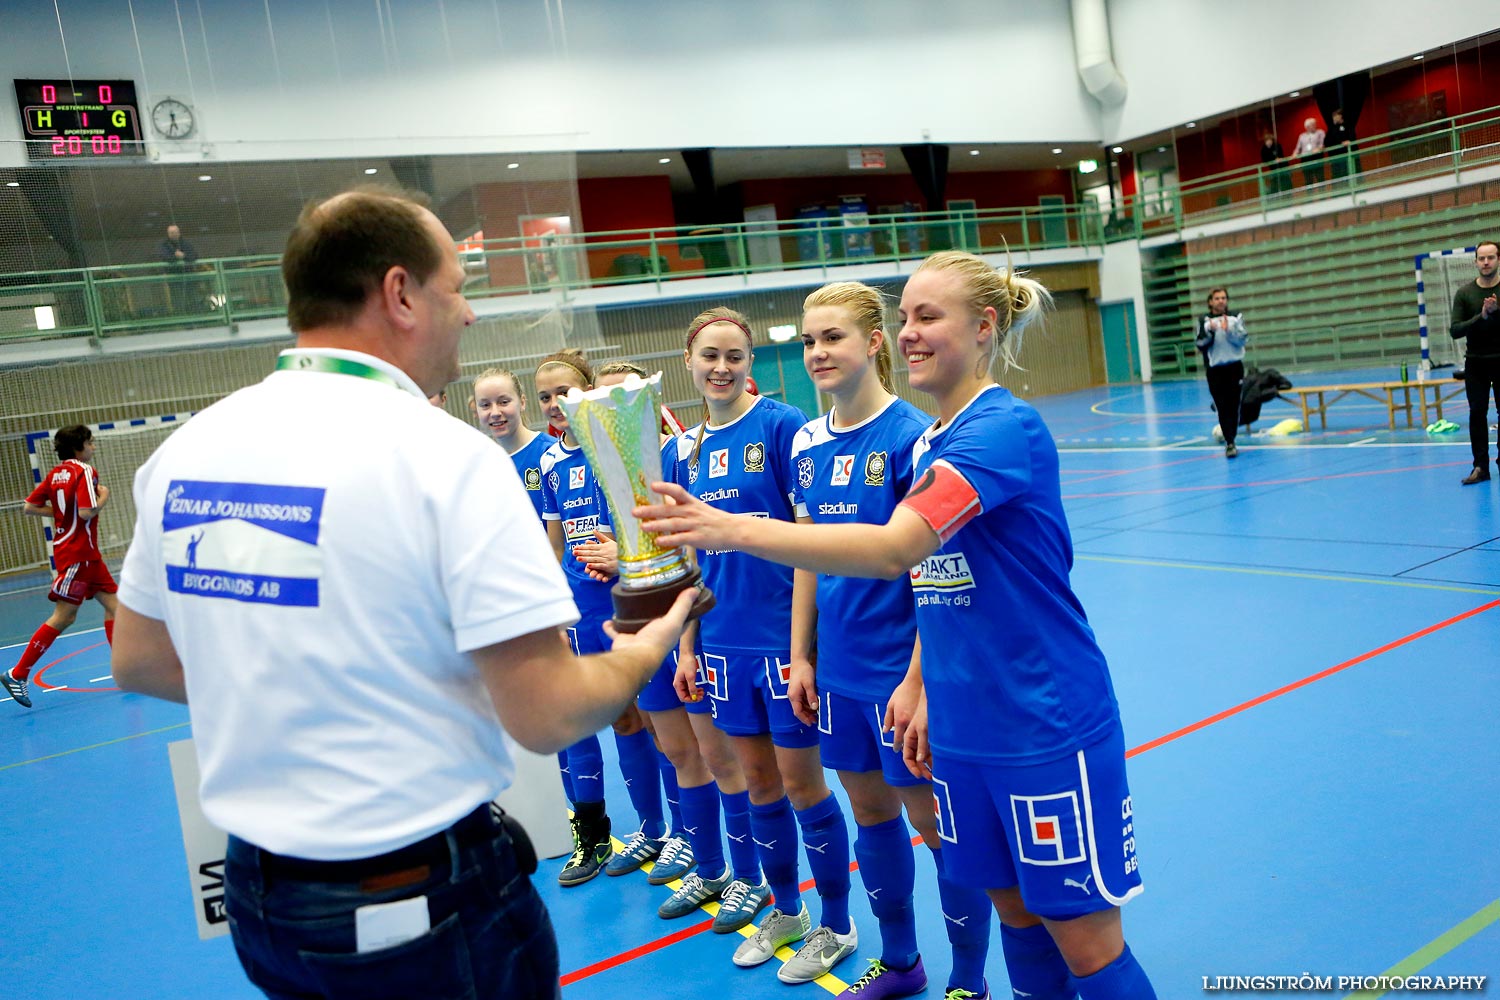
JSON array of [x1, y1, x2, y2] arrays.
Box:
[[899, 461, 981, 544]]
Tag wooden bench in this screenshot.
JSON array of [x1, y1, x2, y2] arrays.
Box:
[[1276, 378, 1468, 431]]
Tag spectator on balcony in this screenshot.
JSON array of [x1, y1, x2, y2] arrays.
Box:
[[1259, 132, 1290, 196], [1292, 117, 1326, 186], [158, 224, 198, 268], [1327, 109, 1358, 180]]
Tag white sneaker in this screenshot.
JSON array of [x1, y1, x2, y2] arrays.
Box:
[[732, 903, 811, 967], [778, 922, 858, 983]]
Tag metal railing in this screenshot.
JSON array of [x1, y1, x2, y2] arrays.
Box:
[[3, 105, 1499, 347]]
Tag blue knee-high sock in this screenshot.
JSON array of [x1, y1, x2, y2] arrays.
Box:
[[557, 751, 577, 804], [795, 794, 851, 934], [933, 848, 992, 993], [677, 781, 726, 879], [748, 796, 802, 911], [999, 922, 1075, 1000], [854, 816, 918, 966], [564, 734, 605, 806], [657, 749, 685, 836], [720, 789, 760, 883], [614, 729, 666, 837], [1075, 944, 1155, 1000]]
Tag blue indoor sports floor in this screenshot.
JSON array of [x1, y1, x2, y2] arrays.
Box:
[[2, 368, 1496, 999]]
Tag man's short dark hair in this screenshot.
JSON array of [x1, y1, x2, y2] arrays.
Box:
[[282, 186, 443, 333], [54, 425, 92, 460], [1477, 240, 1499, 256]]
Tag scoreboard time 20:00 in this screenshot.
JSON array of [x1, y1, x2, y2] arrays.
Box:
[[14, 79, 145, 160]]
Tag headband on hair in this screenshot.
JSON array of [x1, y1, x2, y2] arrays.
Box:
[[538, 357, 591, 385], [686, 317, 753, 351]]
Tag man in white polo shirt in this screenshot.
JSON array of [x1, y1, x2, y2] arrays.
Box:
[[112, 187, 695, 1000]]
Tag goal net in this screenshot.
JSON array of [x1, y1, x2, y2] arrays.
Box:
[[19, 414, 192, 574], [1416, 247, 1476, 370]]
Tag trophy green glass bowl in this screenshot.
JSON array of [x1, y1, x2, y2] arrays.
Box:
[[559, 372, 715, 632]]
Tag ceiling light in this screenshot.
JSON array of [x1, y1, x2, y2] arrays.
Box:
[[1077, 159, 1099, 174], [1186, 121, 1197, 128], [506, 162, 520, 169], [364, 167, 378, 175], [197, 174, 212, 181], [4, 181, 18, 187], [1157, 146, 1167, 153], [1289, 91, 1301, 97], [969, 149, 980, 156], [658, 157, 671, 164], [1051, 148, 1062, 155], [1111, 146, 1123, 154], [1413, 54, 1423, 60]]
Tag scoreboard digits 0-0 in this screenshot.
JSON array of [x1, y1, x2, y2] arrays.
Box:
[[14, 79, 145, 160]]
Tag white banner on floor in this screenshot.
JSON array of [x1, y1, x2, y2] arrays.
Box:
[[167, 738, 231, 940]]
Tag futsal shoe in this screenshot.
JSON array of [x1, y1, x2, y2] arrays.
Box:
[[1461, 466, 1491, 485], [645, 835, 696, 885], [605, 829, 664, 876], [710, 877, 771, 933], [733, 902, 811, 967], [2, 669, 31, 708], [1225, 442, 1239, 458], [778, 922, 858, 983], [942, 984, 989, 1000], [838, 957, 928, 997], [658, 867, 731, 918], [558, 816, 612, 887]]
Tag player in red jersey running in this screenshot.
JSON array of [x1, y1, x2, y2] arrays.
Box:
[[4, 425, 119, 709]]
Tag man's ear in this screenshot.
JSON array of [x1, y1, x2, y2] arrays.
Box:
[[382, 265, 417, 330]]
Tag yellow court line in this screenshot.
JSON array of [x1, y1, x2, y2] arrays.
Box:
[[0, 721, 191, 772], [1346, 897, 1500, 999], [1076, 554, 1500, 597]]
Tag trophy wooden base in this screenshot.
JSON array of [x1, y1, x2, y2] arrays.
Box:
[[610, 565, 716, 634]]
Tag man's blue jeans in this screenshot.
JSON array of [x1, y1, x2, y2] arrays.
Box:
[[225, 806, 559, 1000]]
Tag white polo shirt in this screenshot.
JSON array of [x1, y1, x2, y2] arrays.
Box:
[[119, 348, 578, 860]]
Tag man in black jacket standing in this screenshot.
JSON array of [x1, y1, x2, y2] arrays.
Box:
[[1450, 240, 1499, 485]]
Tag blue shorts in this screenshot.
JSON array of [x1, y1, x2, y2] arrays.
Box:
[[638, 650, 713, 716], [817, 690, 924, 788], [566, 616, 609, 657], [929, 726, 1143, 919], [698, 647, 818, 748]]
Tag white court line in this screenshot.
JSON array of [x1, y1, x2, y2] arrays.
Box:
[[1165, 437, 1207, 448], [90, 675, 113, 683], [0, 626, 104, 653], [1348, 437, 1378, 446]]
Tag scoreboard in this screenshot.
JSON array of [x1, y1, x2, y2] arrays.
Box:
[[14, 79, 145, 160]]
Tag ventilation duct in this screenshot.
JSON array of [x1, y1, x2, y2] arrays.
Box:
[[1071, 0, 1126, 106]]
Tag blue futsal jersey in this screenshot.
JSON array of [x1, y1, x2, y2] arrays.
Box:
[[908, 385, 1119, 765], [540, 440, 613, 618], [508, 432, 551, 522], [670, 395, 803, 654], [790, 398, 929, 702]]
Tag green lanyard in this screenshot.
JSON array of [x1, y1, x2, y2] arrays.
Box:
[[275, 352, 404, 390]]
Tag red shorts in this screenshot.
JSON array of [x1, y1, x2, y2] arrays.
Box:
[[50, 561, 118, 605]]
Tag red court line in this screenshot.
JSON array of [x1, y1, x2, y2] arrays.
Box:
[[1063, 460, 1468, 499], [562, 597, 1500, 986], [1128, 598, 1500, 757], [1061, 453, 1223, 486], [31, 642, 120, 693]]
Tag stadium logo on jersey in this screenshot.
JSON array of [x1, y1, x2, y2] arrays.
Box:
[[909, 552, 976, 593], [548, 471, 560, 493], [569, 466, 587, 491], [1010, 792, 1086, 866], [523, 468, 542, 491], [864, 451, 887, 486], [743, 442, 765, 472], [830, 455, 855, 486], [161, 480, 325, 607], [797, 456, 815, 490], [709, 448, 730, 479], [699, 653, 730, 700], [931, 776, 958, 844]]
